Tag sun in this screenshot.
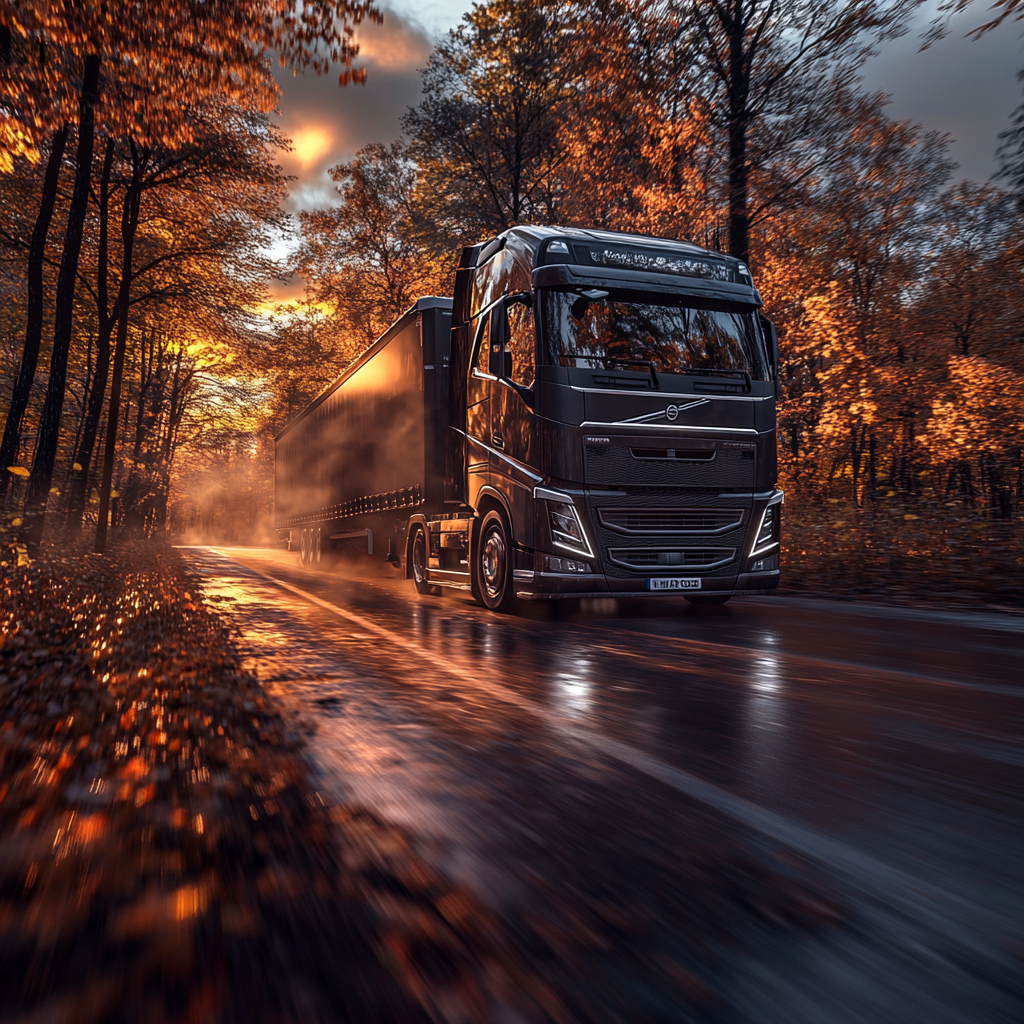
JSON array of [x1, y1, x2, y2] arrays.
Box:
[[290, 126, 333, 169]]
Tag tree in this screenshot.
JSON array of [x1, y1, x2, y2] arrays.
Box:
[[403, 0, 569, 237], [1, 0, 379, 544], [762, 89, 954, 503], [68, 111, 288, 528], [0, 126, 67, 503], [299, 141, 453, 349], [668, 0, 925, 264]]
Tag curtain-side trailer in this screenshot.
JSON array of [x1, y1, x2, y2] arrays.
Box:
[[274, 297, 453, 568]]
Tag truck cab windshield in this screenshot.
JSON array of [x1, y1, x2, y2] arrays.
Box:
[[540, 290, 770, 380]]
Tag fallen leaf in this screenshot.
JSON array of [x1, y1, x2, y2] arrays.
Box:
[[117, 756, 150, 780]]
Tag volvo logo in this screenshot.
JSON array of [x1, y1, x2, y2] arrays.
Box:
[[614, 397, 710, 426]]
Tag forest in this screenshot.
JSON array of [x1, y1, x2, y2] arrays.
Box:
[[1, 0, 1022, 603]]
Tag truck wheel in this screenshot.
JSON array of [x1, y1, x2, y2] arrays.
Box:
[[475, 509, 516, 612], [684, 594, 731, 606], [410, 527, 439, 596]]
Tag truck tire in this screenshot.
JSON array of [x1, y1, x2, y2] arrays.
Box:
[[475, 509, 517, 612], [410, 526, 439, 596], [684, 594, 731, 606]]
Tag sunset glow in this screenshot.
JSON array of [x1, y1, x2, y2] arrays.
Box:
[[289, 126, 333, 169]]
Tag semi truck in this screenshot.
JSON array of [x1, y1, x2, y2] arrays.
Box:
[[275, 226, 782, 610]]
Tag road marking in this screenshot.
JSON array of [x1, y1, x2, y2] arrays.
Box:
[[205, 548, 1019, 951]]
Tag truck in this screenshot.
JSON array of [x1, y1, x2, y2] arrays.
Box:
[[275, 226, 782, 610]]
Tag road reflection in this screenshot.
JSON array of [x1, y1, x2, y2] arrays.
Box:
[[552, 650, 594, 719]]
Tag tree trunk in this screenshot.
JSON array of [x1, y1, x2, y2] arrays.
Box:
[[22, 55, 101, 543], [725, 2, 750, 264], [0, 125, 69, 505], [95, 143, 145, 554], [67, 138, 116, 526]]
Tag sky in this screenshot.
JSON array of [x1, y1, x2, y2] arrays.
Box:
[[268, 0, 1022, 301]]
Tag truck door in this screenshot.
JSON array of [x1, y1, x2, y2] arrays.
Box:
[[491, 299, 538, 544], [465, 312, 494, 495]]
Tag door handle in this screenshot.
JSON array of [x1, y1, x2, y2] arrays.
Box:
[[491, 432, 504, 450]]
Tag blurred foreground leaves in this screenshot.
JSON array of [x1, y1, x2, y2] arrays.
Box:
[[0, 541, 423, 1023]]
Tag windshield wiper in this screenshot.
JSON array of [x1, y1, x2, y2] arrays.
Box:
[[678, 367, 751, 392], [599, 357, 659, 388]]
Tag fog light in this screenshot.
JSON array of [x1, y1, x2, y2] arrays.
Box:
[[545, 555, 590, 573]]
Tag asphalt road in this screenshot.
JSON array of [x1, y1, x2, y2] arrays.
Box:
[[184, 546, 1024, 1024]]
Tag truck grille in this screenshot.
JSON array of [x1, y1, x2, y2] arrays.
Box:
[[597, 507, 744, 535], [607, 548, 735, 571], [584, 487, 749, 579]]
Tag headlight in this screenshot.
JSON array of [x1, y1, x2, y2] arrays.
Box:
[[544, 498, 594, 559], [749, 493, 782, 560], [549, 501, 582, 545]]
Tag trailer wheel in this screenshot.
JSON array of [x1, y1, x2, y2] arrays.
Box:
[[410, 526, 439, 596], [684, 594, 731, 606], [475, 509, 516, 612], [299, 528, 310, 566], [313, 527, 322, 567]]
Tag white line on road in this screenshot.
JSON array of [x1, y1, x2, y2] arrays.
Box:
[[206, 548, 1020, 953]]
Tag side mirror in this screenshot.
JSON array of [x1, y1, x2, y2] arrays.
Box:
[[758, 314, 780, 399], [490, 303, 511, 376]]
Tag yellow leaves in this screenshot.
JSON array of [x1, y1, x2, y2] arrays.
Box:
[[72, 463, 83, 472], [0, 120, 40, 173], [7, 466, 29, 477], [919, 356, 1024, 461]]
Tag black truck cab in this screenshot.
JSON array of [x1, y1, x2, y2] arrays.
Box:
[[425, 225, 782, 609]]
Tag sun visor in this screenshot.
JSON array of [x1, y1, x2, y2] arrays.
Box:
[[531, 264, 763, 309]]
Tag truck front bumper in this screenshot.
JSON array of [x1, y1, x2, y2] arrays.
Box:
[[514, 568, 780, 601]]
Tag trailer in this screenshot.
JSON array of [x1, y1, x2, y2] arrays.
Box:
[[274, 296, 452, 568]]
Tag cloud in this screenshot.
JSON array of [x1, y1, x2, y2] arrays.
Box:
[[863, 4, 1021, 181], [271, 7, 432, 215], [353, 10, 432, 71]]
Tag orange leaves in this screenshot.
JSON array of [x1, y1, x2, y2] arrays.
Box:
[[117, 756, 150, 780], [2, 0, 377, 150], [75, 813, 108, 844]]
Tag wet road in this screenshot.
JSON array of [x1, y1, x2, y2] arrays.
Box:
[[185, 546, 1024, 1023]]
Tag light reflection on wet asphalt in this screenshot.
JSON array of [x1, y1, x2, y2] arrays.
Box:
[[186, 546, 1024, 1023]]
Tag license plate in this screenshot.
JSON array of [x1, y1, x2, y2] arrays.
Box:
[[647, 577, 702, 591]]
